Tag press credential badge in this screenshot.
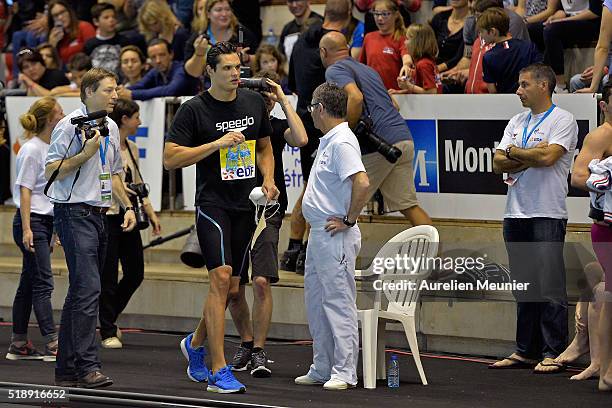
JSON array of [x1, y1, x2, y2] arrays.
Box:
[[100, 172, 111, 202]]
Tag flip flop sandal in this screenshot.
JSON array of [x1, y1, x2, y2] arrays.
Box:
[[488, 356, 537, 369], [534, 359, 566, 374]]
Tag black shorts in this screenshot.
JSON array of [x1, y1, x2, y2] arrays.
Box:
[[248, 211, 283, 285], [196, 206, 255, 279]]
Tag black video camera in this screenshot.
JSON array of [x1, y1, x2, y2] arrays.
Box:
[[127, 183, 150, 230], [354, 117, 402, 163], [71, 110, 109, 139], [79, 121, 110, 140]]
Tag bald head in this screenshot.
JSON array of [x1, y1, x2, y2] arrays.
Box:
[[320, 31, 350, 67], [320, 31, 348, 52], [319, 31, 350, 67]]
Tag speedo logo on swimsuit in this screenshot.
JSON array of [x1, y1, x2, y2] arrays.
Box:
[[215, 116, 255, 133]]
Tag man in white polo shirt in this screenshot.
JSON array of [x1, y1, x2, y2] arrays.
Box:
[[294, 82, 370, 390], [492, 63, 578, 374]]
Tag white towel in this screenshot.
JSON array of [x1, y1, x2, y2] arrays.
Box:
[[586, 157, 612, 223]]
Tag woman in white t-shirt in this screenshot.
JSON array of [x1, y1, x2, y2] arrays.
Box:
[[7, 97, 64, 362]]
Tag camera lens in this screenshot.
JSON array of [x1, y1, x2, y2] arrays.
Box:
[[239, 78, 269, 90], [379, 144, 402, 163]]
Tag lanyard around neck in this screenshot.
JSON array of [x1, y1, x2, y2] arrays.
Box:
[[99, 136, 110, 167], [522, 104, 555, 148]]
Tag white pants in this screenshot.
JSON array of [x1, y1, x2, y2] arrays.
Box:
[[304, 224, 361, 385]]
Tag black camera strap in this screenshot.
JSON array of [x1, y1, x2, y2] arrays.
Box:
[[124, 141, 145, 184], [43, 129, 84, 201]]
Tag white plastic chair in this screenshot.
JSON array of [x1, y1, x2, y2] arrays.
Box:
[[356, 225, 439, 389]]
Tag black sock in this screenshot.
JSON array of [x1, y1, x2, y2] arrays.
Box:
[[241, 340, 254, 349], [252, 347, 263, 353], [288, 238, 302, 250]]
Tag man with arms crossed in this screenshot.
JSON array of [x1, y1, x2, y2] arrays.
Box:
[[492, 63, 577, 373], [164, 42, 278, 394], [294, 82, 370, 390]]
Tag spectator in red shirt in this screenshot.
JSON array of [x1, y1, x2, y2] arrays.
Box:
[[396, 23, 443, 93], [355, 0, 422, 34], [47, 0, 95, 64], [359, 0, 410, 90]]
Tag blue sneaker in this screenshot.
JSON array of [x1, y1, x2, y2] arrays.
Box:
[[207, 366, 246, 393], [180, 333, 209, 382]]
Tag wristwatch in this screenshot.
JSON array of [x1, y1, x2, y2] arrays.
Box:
[[505, 145, 513, 159], [124, 206, 135, 212], [343, 216, 356, 227]]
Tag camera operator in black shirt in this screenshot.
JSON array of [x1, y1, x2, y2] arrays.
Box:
[[98, 98, 161, 350]]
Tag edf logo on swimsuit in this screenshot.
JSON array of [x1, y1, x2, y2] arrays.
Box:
[[220, 140, 256, 180], [215, 115, 255, 133], [215, 116, 257, 180]]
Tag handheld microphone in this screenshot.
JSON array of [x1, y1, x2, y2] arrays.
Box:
[[70, 110, 107, 126]]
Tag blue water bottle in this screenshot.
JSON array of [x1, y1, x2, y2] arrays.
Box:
[[388, 354, 400, 388], [265, 28, 278, 46]]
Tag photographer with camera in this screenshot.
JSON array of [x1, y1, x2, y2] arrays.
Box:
[[45, 68, 136, 388], [99, 99, 161, 350], [228, 70, 307, 377], [320, 31, 432, 226]]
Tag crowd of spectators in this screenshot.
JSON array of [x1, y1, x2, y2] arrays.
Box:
[[0, 0, 609, 204], [0, 0, 605, 101]]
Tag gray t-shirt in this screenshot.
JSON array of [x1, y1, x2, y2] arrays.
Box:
[[46, 107, 122, 207], [325, 57, 412, 148], [497, 106, 578, 219], [464, 10, 530, 47]]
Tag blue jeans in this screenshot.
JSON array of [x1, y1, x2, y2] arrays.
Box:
[[12, 210, 57, 343], [503, 217, 568, 359], [54, 204, 108, 378]]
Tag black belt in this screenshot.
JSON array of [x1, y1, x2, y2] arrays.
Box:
[[55, 203, 109, 214]]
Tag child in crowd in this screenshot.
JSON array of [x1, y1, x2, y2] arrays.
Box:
[[396, 24, 443, 94], [36, 44, 62, 71], [252, 44, 291, 94], [359, 0, 409, 91], [84, 3, 134, 74], [49, 53, 92, 97], [477, 8, 541, 94]]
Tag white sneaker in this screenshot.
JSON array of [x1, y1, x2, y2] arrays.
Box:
[[101, 337, 123, 349], [294, 374, 324, 385], [323, 378, 355, 390], [554, 85, 569, 94]]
